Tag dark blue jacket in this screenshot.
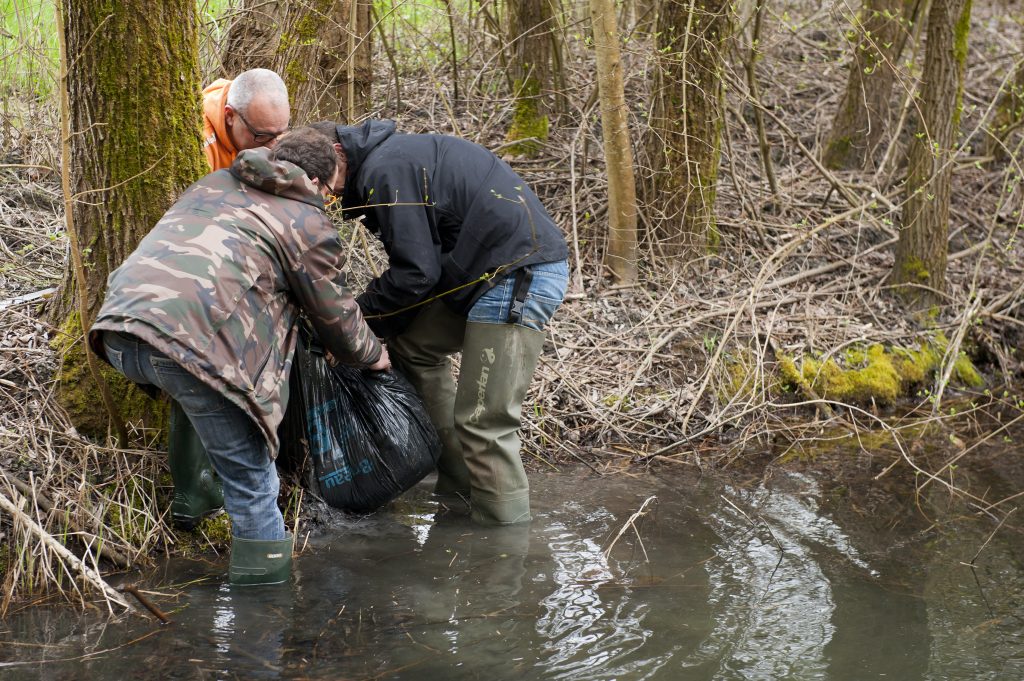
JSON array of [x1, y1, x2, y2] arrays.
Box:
[[330, 120, 568, 337]]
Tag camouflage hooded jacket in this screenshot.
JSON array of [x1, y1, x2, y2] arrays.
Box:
[[89, 148, 382, 456]]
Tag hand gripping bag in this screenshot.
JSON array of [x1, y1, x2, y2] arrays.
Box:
[[278, 326, 441, 512]]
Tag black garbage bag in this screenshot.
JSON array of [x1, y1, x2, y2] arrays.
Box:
[[278, 327, 441, 512]]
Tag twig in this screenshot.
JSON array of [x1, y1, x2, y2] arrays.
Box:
[[0, 488, 134, 613], [0, 467, 132, 569], [122, 585, 171, 624], [603, 495, 656, 561], [961, 507, 1016, 567]]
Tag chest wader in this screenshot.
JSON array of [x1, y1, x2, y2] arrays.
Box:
[[387, 302, 472, 502], [168, 401, 224, 530], [388, 286, 546, 524], [455, 319, 545, 524]]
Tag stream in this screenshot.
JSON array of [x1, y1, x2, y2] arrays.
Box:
[[1, 457, 1022, 680]]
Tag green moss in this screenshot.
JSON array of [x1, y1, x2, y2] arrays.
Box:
[[900, 256, 931, 283], [505, 77, 549, 157], [720, 354, 754, 402], [278, 0, 333, 99], [777, 422, 920, 463], [718, 349, 782, 404], [801, 344, 902, 405], [952, 351, 984, 387], [823, 135, 854, 170], [892, 342, 940, 385], [174, 513, 233, 558], [778, 336, 984, 407], [894, 333, 984, 389], [951, 0, 972, 129]]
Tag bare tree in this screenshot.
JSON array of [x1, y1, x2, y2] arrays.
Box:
[[221, 0, 373, 123], [823, 0, 920, 170], [893, 0, 973, 306], [590, 0, 638, 283], [645, 0, 733, 258], [55, 0, 206, 436]]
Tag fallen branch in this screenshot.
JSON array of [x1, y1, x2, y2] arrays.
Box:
[[0, 467, 132, 569], [0, 487, 134, 614]]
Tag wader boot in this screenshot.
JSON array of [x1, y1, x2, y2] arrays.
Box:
[[229, 534, 293, 585], [388, 302, 471, 502], [455, 321, 545, 525], [168, 400, 224, 530]]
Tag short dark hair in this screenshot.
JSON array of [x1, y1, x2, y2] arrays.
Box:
[[271, 127, 336, 187]]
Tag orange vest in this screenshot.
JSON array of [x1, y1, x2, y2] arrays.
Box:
[[202, 79, 237, 171]]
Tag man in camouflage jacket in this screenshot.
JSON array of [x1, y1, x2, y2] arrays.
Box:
[[89, 128, 388, 584]]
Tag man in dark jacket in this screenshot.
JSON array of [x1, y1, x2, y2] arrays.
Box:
[[89, 128, 389, 584], [311, 120, 569, 525]]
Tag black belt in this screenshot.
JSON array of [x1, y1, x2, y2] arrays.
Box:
[[506, 266, 533, 324]]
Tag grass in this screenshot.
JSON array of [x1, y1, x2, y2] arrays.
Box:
[[1, 0, 58, 98]]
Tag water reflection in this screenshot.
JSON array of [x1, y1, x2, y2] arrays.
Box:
[[689, 500, 835, 678], [0, 468, 1021, 680], [206, 581, 292, 677], [535, 503, 674, 680]]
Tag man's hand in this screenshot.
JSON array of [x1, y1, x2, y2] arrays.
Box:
[[368, 344, 391, 372]]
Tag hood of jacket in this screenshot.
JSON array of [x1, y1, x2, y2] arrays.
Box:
[[202, 79, 236, 169], [334, 119, 397, 180], [230, 147, 326, 209]]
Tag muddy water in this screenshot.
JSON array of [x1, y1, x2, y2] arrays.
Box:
[[1, 466, 1022, 680]]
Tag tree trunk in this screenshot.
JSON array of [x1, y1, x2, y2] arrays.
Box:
[[505, 0, 556, 155], [985, 55, 1024, 160], [823, 0, 919, 170], [893, 0, 972, 307], [590, 0, 638, 284], [644, 0, 732, 258], [220, 0, 373, 123], [54, 0, 207, 437]]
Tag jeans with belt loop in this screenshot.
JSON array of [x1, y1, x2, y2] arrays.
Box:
[[467, 259, 569, 329], [101, 331, 285, 540]]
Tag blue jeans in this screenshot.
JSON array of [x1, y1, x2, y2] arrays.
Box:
[[468, 260, 569, 329], [101, 331, 285, 540]]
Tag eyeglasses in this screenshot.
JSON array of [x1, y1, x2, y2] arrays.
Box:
[[233, 108, 288, 145]]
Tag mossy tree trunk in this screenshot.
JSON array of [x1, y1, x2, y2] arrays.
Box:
[[892, 0, 972, 307], [985, 53, 1024, 160], [644, 0, 732, 259], [54, 0, 206, 437], [823, 0, 919, 171], [505, 0, 557, 156], [220, 0, 372, 123], [590, 0, 638, 283]]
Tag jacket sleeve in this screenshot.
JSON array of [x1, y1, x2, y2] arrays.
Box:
[[286, 222, 382, 367], [355, 163, 442, 335]]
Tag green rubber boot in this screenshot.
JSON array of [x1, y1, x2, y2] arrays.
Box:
[[229, 534, 293, 586], [168, 400, 224, 530], [388, 302, 471, 500], [455, 322, 546, 525]]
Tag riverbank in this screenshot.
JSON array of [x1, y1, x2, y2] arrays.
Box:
[[2, 0, 1023, 610], [2, 164, 1023, 609]]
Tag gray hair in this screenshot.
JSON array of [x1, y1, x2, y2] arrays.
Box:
[[226, 68, 289, 112]]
